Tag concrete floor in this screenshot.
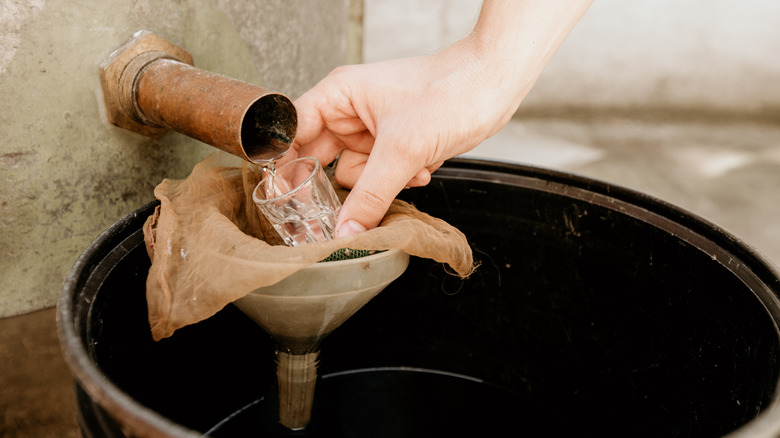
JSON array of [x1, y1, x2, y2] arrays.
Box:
[[2, 117, 779, 436], [0, 308, 79, 437]]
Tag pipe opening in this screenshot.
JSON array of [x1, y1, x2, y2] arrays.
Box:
[[242, 94, 298, 164]]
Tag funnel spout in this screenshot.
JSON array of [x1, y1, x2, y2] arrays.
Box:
[[277, 351, 319, 430], [99, 31, 296, 164], [234, 249, 410, 430]]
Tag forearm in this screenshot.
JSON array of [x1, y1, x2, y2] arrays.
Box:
[[473, 0, 592, 61], [456, 0, 593, 127]]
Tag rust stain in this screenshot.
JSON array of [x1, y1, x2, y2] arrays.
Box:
[[1, 151, 35, 161]]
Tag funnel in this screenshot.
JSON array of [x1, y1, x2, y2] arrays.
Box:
[[233, 248, 409, 430]]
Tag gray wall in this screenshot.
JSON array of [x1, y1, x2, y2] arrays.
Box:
[[365, 0, 780, 119], [0, 0, 357, 317]]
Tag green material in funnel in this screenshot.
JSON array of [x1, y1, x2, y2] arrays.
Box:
[[320, 248, 384, 262]]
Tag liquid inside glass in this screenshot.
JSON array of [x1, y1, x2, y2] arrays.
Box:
[[255, 158, 341, 247]]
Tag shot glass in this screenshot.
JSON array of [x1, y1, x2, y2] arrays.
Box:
[[253, 157, 342, 247]]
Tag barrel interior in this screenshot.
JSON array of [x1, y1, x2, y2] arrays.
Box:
[[66, 159, 780, 437]]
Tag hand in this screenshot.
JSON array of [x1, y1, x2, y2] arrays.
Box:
[[284, 0, 592, 237], [286, 40, 510, 236]]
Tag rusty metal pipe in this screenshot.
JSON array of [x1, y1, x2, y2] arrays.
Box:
[[100, 31, 296, 164], [132, 58, 295, 164]]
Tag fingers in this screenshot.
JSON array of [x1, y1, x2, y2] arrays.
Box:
[[335, 152, 441, 190], [288, 129, 344, 167], [406, 162, 443, 188], [291, 80, 377, 168], [334, 141, 424, 237], [332, 150, 365, 189], [294, 129, 376, 168], [292, 86, 329, 146]]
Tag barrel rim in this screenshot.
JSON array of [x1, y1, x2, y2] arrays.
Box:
[[443, 157, 780, 438], [57, 200, 198, 438], [57, 157, 780, 437]]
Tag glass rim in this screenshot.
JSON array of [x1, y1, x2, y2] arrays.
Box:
[[252, 156, 322, 204]]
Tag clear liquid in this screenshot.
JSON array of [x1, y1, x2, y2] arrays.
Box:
[[267, 203, 338, 247], [259, 160, 340, 247]]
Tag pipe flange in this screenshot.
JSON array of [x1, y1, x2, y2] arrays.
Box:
[[99, 31, 193, 138], [117, 51, 179, 129]]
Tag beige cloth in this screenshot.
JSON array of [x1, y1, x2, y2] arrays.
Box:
[[143, 154, 475, 341]]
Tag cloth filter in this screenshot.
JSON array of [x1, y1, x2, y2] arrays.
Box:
[[142, 154, 475, 341]]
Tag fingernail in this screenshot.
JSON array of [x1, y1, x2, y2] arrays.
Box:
[[336, 219, 367, 238]]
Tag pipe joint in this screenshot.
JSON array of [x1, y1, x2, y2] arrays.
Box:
[[99, 31, 296, 164]]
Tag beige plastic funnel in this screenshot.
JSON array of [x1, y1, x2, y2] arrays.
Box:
[[233, 248, 409, 430]]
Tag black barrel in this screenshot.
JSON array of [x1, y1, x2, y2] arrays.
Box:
[[58, 158, 780, 437]]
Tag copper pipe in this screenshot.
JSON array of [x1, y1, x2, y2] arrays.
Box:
[[100, 31, 296, 164]]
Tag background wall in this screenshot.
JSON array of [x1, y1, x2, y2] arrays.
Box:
[[362, 0, 780, 267], [2, 0, 778, 317], [0, 0, 357, 318], [365, 0, 780, 119]]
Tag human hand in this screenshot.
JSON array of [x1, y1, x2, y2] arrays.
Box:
[[284, 0, 592, 237], [285, 41, 512, 236]]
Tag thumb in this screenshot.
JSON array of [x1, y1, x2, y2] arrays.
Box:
[[335, 141, 419, 237]]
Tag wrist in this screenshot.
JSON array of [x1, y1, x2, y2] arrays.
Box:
[[449, 1, 592, 130]]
